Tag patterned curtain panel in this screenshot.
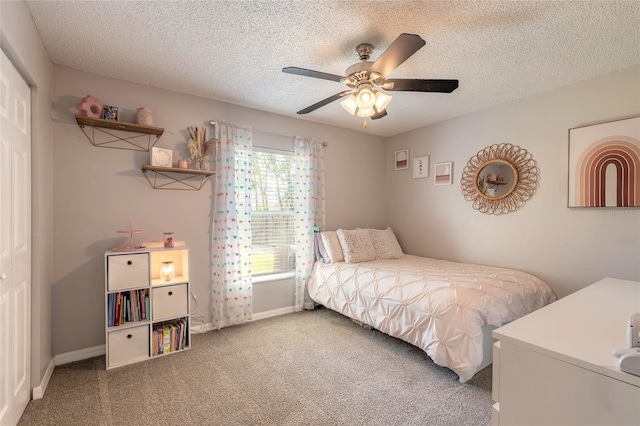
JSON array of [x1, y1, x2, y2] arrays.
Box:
[[210, 121, 253, 329], [294, 137, 326, 311]]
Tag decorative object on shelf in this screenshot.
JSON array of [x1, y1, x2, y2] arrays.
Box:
[[395, 149, 409, 170], [461, 143, 539, 215], [188, 126, 216, 171], [76, 95, 103, 118], [136, 108, 154, 126], [75, 115, 165, 151], [151, 147, 173, 167], [113, 218, 145, 252], [177, 159, 189, 169], [160, 261, 175, 282], [568, 116, 640, 208], [434, 162, 453, 185], [413, 155, 429, 178], [163, 232, 174, 248], [102, 105, 118, 121]]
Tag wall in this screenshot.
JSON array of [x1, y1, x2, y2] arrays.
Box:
[[52, 66, 386, 355], [386, 65, 640, 298], [1, 0, 55, 390]]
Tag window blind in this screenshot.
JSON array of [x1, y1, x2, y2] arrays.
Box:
[[250, 149, 295, 276]]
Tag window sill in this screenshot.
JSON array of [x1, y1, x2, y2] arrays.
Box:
[[252, 271, 295, 284]]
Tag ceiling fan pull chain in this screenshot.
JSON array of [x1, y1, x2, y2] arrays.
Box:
[[363, 118, 367, 129]]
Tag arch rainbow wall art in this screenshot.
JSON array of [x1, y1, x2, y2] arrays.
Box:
[[568, 116, 640, 207]]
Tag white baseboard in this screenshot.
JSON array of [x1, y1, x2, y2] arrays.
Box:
[[190, 306, 296, 334], [51, 308, 297, 369], [54, 344, 105, 366], [32, 357, 55, 400], [252, 306, 296, 321]]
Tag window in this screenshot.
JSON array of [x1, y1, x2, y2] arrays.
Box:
[[250, 148, 295, 277]]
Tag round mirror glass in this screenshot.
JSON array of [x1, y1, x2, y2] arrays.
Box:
[[475, 160, 518, 199]]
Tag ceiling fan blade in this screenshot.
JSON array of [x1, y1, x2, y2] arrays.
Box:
[[383, 79, 459, 93], [367, 33, 426, 79], [282, 67, 345, 83], [297, 90, 352, 114], [371, 109, 387, 120]]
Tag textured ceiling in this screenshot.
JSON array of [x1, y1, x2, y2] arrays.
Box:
[[25, 0, 640, 137]]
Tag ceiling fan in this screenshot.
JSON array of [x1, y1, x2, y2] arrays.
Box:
[[283, 33, 458, 126]]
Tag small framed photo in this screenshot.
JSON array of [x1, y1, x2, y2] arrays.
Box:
[[395, 149, 409, 170], [413, 155, 429, 178], [102, 105, 118, 121], [151, 147, 173, 167], [434, 162, 453, 185]]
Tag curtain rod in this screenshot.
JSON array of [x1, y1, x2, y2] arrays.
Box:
[[208, 120, 328, 147]]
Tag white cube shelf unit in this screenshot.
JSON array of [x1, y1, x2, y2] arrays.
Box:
[[104, 245, 190, 369]]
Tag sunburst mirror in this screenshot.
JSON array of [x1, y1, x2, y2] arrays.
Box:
[[461, 143, 539, 215]]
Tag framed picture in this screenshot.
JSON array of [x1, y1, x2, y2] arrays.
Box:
[[568, 116, 640, 207], [151, 147, 173, 167], [413, 155, 429, 178], [102, 105, 118, 121], [434, 162, 453, 185], [395, 149, 409, 170]]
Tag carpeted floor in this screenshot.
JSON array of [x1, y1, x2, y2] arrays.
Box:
[[18, 307, 492, 426]]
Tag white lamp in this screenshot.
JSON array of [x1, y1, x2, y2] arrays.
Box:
[[355, 84, 376, 110], [357, 107, 375, 117], [160, 261, 175, 282], [374, 91, 392, 112], [340, 94, 358, 115]]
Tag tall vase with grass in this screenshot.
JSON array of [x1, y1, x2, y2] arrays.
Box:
[[188, 126, 215, 170]]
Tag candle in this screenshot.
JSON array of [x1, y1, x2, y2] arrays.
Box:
[[163, 232, 174, 248], [178, 159, 189, 169]]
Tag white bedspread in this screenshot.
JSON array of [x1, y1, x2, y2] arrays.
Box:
[[308, 255, 556, 382]]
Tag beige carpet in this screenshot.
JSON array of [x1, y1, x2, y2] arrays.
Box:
[[18, 307, 492, 426]]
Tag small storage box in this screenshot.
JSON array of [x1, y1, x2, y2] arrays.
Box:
[[152, 283, 188, 321], [107, 325, 149, 368], [107, 253, 150, 291]]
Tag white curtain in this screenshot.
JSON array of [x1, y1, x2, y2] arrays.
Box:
[[210, 121, 253, 329], [293, 136, 325, 311]]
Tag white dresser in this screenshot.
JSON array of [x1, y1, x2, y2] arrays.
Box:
[[492, 278, 640, 426]]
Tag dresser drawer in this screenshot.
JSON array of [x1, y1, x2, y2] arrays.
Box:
[[107, 253, 150, 291], [107, 325, 149, 368], [152, 284, 188, 321]]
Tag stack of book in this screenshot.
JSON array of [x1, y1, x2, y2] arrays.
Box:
[[107, 289, 150, 327], [151, 319, 188, 356]]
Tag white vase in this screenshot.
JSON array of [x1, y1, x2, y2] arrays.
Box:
[[195, 157, 210, 171], [136, 108, 153, 126]]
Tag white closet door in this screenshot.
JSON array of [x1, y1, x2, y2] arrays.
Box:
[[0, 49, 32, 426]]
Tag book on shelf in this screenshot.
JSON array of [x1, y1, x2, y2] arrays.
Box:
[[107, 289, 148, 327], [163, 326, 171, 353]]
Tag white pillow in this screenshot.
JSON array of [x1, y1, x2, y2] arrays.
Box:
[[367, 227, 404, 260], [320, 231, 344, 263], [337, 228, 376, 263]]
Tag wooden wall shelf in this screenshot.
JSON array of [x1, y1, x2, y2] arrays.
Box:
[[141, 165, 215, 191], [76, 116, 165, 151]]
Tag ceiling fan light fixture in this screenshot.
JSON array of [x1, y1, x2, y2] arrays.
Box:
[[340, 95, 358, 115], [355, 84, 376, 110], [374, 91, 392, 112], [356, 107, 375, 118]]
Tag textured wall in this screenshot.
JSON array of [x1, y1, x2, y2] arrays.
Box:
[[385, 65, 640, 298], [51, 66, 386, 355]]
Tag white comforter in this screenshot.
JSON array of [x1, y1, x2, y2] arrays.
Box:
[[308, 255, 556, 382]]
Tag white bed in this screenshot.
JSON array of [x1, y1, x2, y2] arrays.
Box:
[[308, 254, 556, 382]]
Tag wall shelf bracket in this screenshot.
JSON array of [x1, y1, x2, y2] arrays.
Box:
[[141, 166, 215, 191]]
